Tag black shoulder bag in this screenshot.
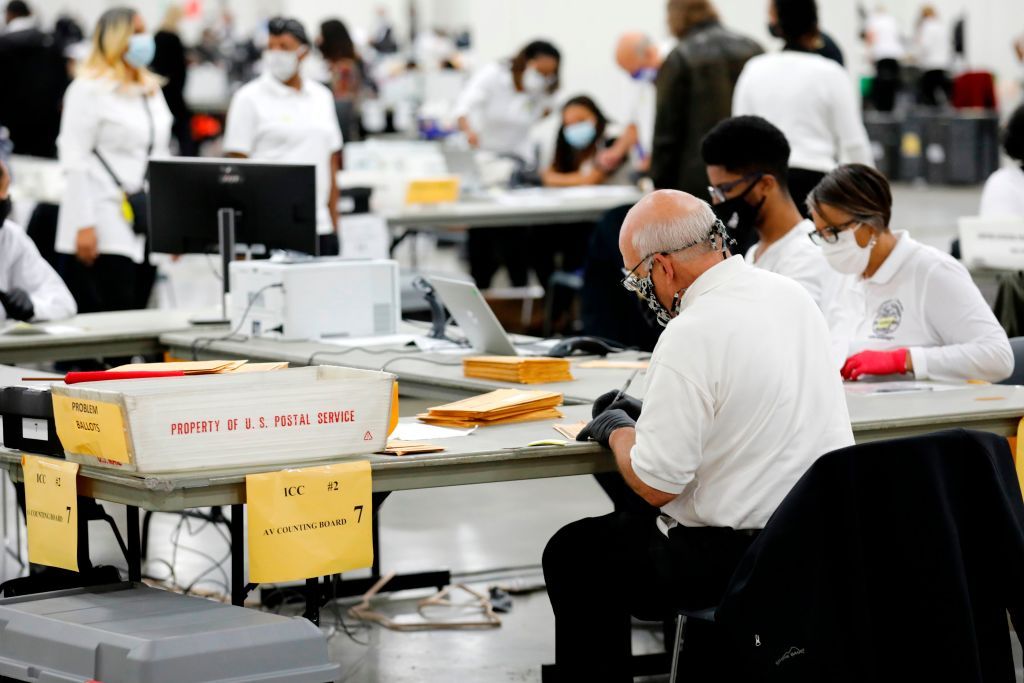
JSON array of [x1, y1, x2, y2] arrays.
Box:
[[93, 93, 153, 236]]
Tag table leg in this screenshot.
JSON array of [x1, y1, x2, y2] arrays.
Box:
[[303, 577, 320, 625], [230, 504, 245, 607], [125, 505, 141, 583]]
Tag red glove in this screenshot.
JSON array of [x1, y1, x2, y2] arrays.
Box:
[[841, 348, 908, 381]]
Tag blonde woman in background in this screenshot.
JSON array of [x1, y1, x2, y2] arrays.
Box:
[[55, 7, 172, 313]]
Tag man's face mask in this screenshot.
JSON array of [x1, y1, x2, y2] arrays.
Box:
[[621, 220, 730, 327], [0, 196, 10, 224], [709, 173, 766, 245]]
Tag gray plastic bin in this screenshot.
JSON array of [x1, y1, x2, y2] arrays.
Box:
[[863, 112, 902, 180], [0, 583, 340, 683]]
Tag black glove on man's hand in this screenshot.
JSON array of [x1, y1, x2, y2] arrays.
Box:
[[592, 389, 643, 420], [577, 408, 636, 447], [0, 288, 34, 322]]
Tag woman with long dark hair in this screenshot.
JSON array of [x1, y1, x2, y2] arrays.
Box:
[[452, 39, 561, 289], [317, 18, 376, 142], [543, 95, 613, 187]]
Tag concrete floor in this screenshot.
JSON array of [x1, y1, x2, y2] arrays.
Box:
[[2, 182, 1020, 682]]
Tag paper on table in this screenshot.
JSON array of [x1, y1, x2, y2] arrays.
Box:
[[389, 423, 477, 441], [380, 440, 446, 456], [577, 360, 650, 370], [843, 381, 965, 396], [553, 421, 587, 440], [318, 334, 419, 349]]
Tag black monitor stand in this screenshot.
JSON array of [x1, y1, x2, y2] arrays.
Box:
[[189, 207, 237, 326]]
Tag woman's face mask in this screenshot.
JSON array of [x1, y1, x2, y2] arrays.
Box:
[[522, 66, 549, 94], [821, 223, 876, 275], [563, 120, 597, 149], [124, 33, 156, 68], [264, 48, 302, 82]]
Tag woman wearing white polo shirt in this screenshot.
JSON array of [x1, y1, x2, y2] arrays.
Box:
[[223, 17, 343, 256], [808, 164, 1013, 384]]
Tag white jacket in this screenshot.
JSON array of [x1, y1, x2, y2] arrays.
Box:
[[56, 76, 172, 264], [0, 220, 76, 322]]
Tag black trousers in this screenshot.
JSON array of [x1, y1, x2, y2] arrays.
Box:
[[468, 228, 530, 289], [873, 58, 901, 112], [58, 254, 154, 313], [543, 510, 757, 682], [788, 168, 827, 219], [918, 69, 951, 106]]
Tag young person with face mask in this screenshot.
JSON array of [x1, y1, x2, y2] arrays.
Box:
[[55, 6, 173, 313], [808, 164, 1013, 384], [451, 39, 560, 289], [544, 190, 852, 681], [222, 16, 343, 256], [543, 96, 614, 188], [0, 160, 76, 322], [702, 115, 842, 326]]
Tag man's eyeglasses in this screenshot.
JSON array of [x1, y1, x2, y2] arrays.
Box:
[[807, 219, 860, 246], [707, 172, 763, 204], [620, 241, 702, 298]]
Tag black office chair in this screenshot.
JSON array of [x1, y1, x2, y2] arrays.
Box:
[[999, 336, 1024, 385], [666, 429, 1024, 682]]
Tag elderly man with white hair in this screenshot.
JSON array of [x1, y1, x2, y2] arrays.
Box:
[[597, 32, 665, 173], [543, 190, 852, 680]]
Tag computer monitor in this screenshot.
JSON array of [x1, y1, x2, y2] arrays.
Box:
[[147, 157, 318, 322], [147, 157, 317, 255]]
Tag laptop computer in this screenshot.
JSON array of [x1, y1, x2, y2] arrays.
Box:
[[426, 276, 522, 355]]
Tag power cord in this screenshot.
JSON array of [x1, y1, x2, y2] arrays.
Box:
[[190, 282, 283, 360], [378, 356, 463, 374]]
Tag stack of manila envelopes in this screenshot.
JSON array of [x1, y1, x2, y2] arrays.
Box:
[[462, 356, 573, 384], [418, 389, 563, 428]]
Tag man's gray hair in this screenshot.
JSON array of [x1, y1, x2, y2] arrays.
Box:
[[630, 199, 719, 257]]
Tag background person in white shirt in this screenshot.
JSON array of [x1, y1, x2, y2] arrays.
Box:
[[865, 6, 905, 112], [913, 5, 952, 106], [543, 190, 853, 681], [0, 160, 76, 322], [808, 164, 1013, 383], [450, 40, 560, 289], [733, 0, 873, 216], [603, 32, 664, 174], [702, 115, 842, 326], [55, 7, 172, 313], [223, 16, 343, 256], [980, 104, 1024, 218]]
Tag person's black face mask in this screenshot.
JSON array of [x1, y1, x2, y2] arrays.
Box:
[[0, 196, 10, 225], [711, 181, 765, 248]]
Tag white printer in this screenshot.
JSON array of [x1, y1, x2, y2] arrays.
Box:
[[228, 259, 401, 341]]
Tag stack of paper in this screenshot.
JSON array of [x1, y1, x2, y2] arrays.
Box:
[[462, 356, 573, 384], [418, 389, 563, 427], [112, 361, 288, 374]]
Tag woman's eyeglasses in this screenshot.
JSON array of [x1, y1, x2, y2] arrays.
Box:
[[807, 219, 861, 246]]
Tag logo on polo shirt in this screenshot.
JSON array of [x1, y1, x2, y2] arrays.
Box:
[[871, 299, 903, 340]]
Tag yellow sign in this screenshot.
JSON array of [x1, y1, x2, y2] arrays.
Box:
[[405, 177, 460, 205], [51, 395, 131, 465], [901, 132, 922, 158], [247, 461, 373, 584], [22, 455, 79, 571]]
